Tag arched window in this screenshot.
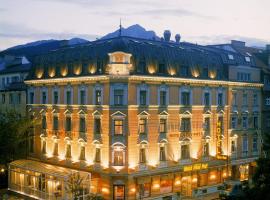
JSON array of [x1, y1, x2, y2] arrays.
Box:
[[180, 138, 191, 160], [112, 143, 125, 166]]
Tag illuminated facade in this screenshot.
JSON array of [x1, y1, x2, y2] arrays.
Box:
[[11, 36, 263, 199]]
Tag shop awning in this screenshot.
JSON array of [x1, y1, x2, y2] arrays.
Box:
[[9, 159, 85, 179]]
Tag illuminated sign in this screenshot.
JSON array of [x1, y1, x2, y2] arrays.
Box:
[[216, 118, 227, 160], [183, 163, 208, 172]]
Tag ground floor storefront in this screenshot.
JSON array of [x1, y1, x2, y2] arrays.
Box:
[[8, 159, 257, 200]]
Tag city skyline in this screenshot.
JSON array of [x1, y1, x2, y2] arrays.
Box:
[[0, 0, 270, 50]]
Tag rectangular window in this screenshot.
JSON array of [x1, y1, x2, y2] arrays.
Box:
[[203, 68, 208, 78], [267, 117, 270, 128], [253, 116, 258, 129], [29, 92, 34, 104], [114, 150, 124, 166], [53, 116, 58, 130], [138, 61, 146, 73], [95, 148, 101, 163], [17, 93, 21, 104], [231, 117, 237, 129], [95, 90, 102, 105], [53, 91, 58, 104], [242, 116, 248, 129], [65, 116, 71, 132], [232, 93, 237, 105], [181, 91, 190, 106], [203, 143, 209, 156], [204, 117, 210, 132], [139, 183, 150, 198], [158, 63, 166, 74], [139, 148, 146, 163], [42, 91, 46, 104], [160, 91, 167, 106], [159, 118, 167, 133], [95, 118, 101, 134], [253, 94, 258, 106], [79, 117, 86, 132], [139, 118, 147, 134], [231, 140, 236, 153], [266, 97, 270, 106], [181, 118, 191, 132], [243, 94, 247, 106], [159, 146, 166, 161], [42, 116, 46, 129], [114, 120, 123, 135], [79, 146, 86, 160], [66, 91, 71, 105], [252, 137, 258, 152], [180, 66, 188, 76], [218, 93, 223, 106], [242, 137, 248, 153], [204, 92, 210, 106], [66, 144, 71, 158], [181, 144, 190, 159], [139, 90, 147, 105], [2, 94, 5, 104], [80, 90, 86, 105], [114, 89, 124, 106], [9, 93, 13, 104]]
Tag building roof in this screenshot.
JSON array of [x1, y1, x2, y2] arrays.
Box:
[[0, 63, 31, 75]]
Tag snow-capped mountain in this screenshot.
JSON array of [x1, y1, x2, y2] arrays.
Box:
[[102, 24, 159, 40]]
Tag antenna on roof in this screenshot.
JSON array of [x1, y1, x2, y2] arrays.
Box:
[[119, 18, 122, 36]]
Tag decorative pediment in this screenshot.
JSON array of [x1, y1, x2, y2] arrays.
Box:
[[138, 111, 150, 117], [159, 110, 169, 116], [180, 110, 192, 117], [51, 109, 59, 114], [217, 110, 225, 115], [111, 111, 126, 118], [92, 110, 102, 117], [64, 109, 72, 115], [203, 110, 212, 115], [78, 109, 87, 115]]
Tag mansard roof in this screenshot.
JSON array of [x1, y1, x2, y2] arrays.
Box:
[[28, 36, 255, 80]]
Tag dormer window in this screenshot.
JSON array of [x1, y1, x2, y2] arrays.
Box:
[[228, 54, 234, 60], [158, 63, 166, 74], [108, 52, 132, 75], [245, 56, 251, 62]]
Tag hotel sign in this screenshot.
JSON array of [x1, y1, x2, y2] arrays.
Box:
[[183, 163, 208, 172], [216, 119, 227, 160]]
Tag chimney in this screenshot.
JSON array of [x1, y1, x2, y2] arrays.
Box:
[[163, 30, 171, 42], [175, 34, 181, 43], [231, 40, 245, 47]]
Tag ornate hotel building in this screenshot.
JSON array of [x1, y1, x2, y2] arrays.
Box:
[[9, 34, 263, 200]]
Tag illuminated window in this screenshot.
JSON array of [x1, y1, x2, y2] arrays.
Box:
[[53, 142, 58, 156], [113, 149, 124, 166], [159, 146, 166, 161], [228, 54, 234, 60], [114, 89, 124, 106], [139, 183, 150, 198], [245, 56, 251, 62], [139, 90, 147, 106], [181, 91, 190, 106], [139, 118, 147, 134], [181, 144, 190, 159], [139, 148, 146, 163], [114, 120, 123, 135], [159, 118, 167, 133], [181, 118, 191, 132], [42, 140, 46, 154], [53, 91, 58, 104], [65, 143, 71, 158]]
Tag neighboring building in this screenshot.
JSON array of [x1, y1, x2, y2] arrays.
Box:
[[0, 55, 31, 116], [9, 34, 263, 200]]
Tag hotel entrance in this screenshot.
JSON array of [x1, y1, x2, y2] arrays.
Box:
[[181, 176, 192, 197], [113, 185, 125, 200]]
